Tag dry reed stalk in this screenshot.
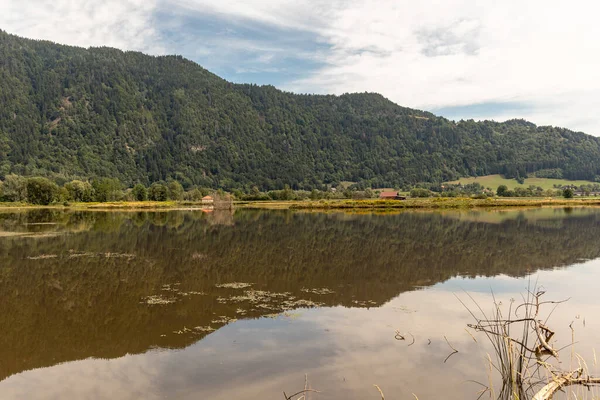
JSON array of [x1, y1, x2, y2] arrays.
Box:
[[461, 284, 600, 400]]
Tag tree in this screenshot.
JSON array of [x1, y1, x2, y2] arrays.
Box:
[[496, 185, 508, 197], [184, 188, 203, 201], [563, 188, 574, 198], [167, 181, 184, 201], [26, 177, 59, 205], [92, 178, 122, 202], [132, 184, 148, 201], [64, 180, 94, 202], [282, 185, 294, 200], [57, 187, 70, 203], [148, 183, 168, 201], [231, 189, 244, 200], [410, 188, 432, 198], [1, 175, 28, 202]]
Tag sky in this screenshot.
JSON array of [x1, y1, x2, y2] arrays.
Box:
[[2, 0, 600, 134]]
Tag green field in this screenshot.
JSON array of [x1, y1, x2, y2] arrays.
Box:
[[445, 174, 597, 190]]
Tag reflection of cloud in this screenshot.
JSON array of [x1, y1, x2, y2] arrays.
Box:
[[5, 261, 600, 399], [1, 354, 166, 400], [4, 206, 600, 399]]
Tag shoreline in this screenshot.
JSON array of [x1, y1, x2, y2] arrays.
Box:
[[1, 197, 600, 211], [237, 197, 600, 210]]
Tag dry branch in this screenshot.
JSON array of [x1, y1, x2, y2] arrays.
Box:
[[463, 288, 600, 400], [443, 336, 459, 363], [533, 321, 558, 358], [283, 375, 320, 400], [282, 389, 320, 400], [395, 330, 415, 346], [373, 384, 385, 400]]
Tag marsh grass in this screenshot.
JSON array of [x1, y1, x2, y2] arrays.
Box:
[[460, 285, 600, 399]]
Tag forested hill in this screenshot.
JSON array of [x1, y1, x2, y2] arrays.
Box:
[[2, 29, 600, 190]]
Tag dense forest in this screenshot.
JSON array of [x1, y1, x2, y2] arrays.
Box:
[[2, 30, 600, 190]]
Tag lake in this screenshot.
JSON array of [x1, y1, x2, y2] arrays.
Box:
[[1, 208, 599, 399]]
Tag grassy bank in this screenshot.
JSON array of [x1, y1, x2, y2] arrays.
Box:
[[445, 174, 597, 190], [2, 197, 600, 211], [72, 201, 182, 209], [0, 201, 203, 211], [238, 197, 600, 210]]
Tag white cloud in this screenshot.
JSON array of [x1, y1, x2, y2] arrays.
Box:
[[2, 0, 600, 133], [167, 0, 598, 133], [158, 0, 600, 133], [282, 0, 600, 133], [0, 0, 164, 54]]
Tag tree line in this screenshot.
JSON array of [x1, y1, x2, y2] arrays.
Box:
[[0, 175, 377, 204], [0, 175, 212, 205], [3, 174, 597, 205]]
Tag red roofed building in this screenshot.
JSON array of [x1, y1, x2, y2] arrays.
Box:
[[379, 191, 406, 200]]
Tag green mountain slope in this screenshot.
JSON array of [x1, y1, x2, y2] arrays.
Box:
[[1, 30, 600, 190]]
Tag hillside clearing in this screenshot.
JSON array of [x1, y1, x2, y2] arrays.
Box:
[[445, 174, 597, 190]]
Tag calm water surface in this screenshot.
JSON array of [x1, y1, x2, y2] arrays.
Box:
[[1, 208, 600, 399]]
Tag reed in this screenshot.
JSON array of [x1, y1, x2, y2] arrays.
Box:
[[460, 285, 600, 399]]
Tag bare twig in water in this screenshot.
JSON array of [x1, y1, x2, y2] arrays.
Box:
[[465, 328, 478, 343], [443, 335, 459, 363], [373, 384, 385, 400], [282, 389, 320, 400], [395, 330, 415, 346], [531, 368, 600, 400], [297, 374, 309, 400], [283, 375, 320, 400], [515, 298, 571, 315]]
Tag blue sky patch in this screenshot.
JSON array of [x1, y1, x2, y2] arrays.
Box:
[[431, 101, 535, 121], [153, 5, 329, 87]]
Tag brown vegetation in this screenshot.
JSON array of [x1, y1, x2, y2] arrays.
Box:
[[463, 288, 600, 399]]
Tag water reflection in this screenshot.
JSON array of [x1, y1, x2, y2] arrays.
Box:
[[1, 208, 600, 398]]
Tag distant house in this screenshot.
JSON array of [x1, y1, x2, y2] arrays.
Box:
[[202, 195, 214, 204], [379, 191, 406, 200]]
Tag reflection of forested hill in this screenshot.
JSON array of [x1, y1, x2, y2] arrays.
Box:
[[1, 208, 600, 380]]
